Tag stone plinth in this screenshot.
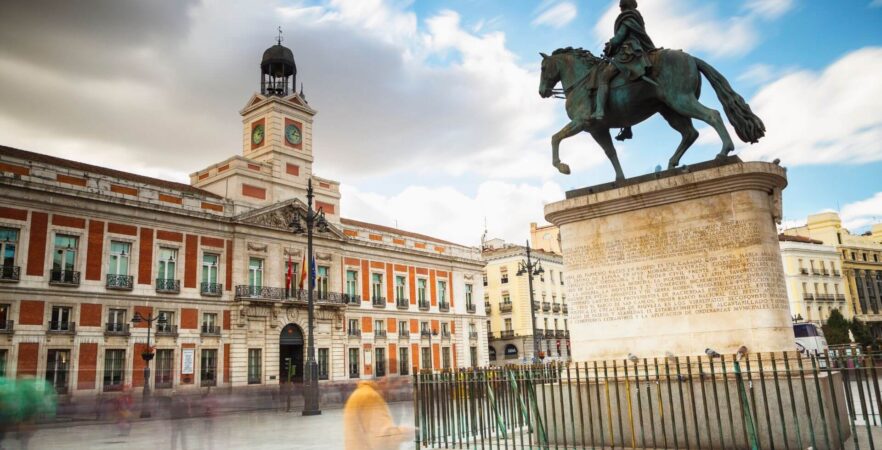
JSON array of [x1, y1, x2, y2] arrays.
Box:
[[544, 159, 793, 361]]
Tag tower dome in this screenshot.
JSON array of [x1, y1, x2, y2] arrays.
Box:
[[260, 32, 297, 96]]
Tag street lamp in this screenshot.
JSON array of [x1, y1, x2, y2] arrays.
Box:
[[515, 240, 544, 363], [131, 311, 167, 418], [290, 178, 330, 416]]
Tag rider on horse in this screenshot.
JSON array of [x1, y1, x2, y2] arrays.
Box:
[[592, 0, 656, 141]]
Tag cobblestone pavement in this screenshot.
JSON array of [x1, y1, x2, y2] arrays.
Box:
[[2, 402, 416, 450]]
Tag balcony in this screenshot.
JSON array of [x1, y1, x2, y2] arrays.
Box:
[[533, 301, 540, 311], [555, 330, 566, 338], [500, 330, 514, 339], [545, 330, 555, 338], [372, 297, 387, 308], [484, 304, 491, 314], [106, 274, 133, 291], [562, 304, 568, 314], [542, 302, 551, 312], [419, 301, 430, 311], [236, 285, 285, 301], [396, 298, 409, 310], [104, 322, 130, 336], [469, 331, 478, 340], [500, 275, 509, 284], [799, 268, 809, 275], [420, 330, 432, 339], [48, 321, 76, 334], [348, 329, 362, 338], [812, 269, 821, 275], [562, 330, 570, 338], [399, 330, 410, 338], [439, 302, 450, 312], [201, 282, 223, 297], [201, 325, 221, 336], [50, 270, 80, 286], [0, 320, 13, 334], [156, 278, 180, 294], [499, 302, 512, 313], [836, 294, 846, 301], [344, 294, 361, 306], [441, 330, 451, 339], [156, 324, 178, 337], [821, 269, 830, 276], [803, 293, 815, 301], [0, 265, 20, 282], [552, 303, 561, 313], [375, 330, 387, 339], [466, 303, 476, 314]]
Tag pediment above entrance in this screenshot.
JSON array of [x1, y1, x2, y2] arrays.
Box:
[[234, 199, 345, 240]]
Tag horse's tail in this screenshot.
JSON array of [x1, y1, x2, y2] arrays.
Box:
[[695, 57, 765, 143]]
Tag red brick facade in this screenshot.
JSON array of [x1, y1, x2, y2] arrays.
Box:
[[85, 220, 104, 281], [138, 228, 154, 285], [26, 212, 48, 276], [77, 343, 98, 390], [17, 343, 39, 378]]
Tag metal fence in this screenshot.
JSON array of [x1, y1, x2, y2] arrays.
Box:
[[414, 350, 882, 449]]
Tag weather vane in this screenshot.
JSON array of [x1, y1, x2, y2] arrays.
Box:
[[277, 26, 283, 45]]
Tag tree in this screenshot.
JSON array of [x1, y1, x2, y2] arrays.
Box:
[[850, 317, 876, 348], [822, 309, 850, 345]]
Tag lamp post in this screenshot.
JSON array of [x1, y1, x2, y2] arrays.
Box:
[[131, 311, 166, 418], [516, 241, 544, 363], [290, 178, 329, 416]]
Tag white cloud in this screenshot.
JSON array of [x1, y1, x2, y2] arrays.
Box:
[[594, 0, 788, 58], [734, 47, 882, 165], [841, 192, 882, 231], [737, 64, 776, 86], [745, 0, 795, 20], [871, 0, 882, 8], [341, 180, 564, 246], [532, 2, 578, 29]]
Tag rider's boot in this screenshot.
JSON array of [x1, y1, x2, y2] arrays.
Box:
[[615, 127, 633, 141], [591, 83, 608, 121]]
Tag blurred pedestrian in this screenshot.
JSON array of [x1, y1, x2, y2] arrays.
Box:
[[200, 388, 218, 450], [169, 391, 192, 450], [113, 385, 134, 436], [343, 377, 413, 450]]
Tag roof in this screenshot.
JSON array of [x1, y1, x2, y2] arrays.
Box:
[[0, 145, 223, 199], [340, 217, 461, 247], [779, 233, 824, 245]]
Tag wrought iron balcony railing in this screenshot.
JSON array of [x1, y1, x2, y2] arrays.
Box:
[[106, 274, 133, 290], [156, 324, 178, 337], [201, 282, 223, 297], [399, 330, 410, 338], [201, 325, 221, 336], [545, 330, 555, 338], [375, 330, 387, 339], [372, 297, 387, 308], [348, 329, 362, 337], [500, 330, 514, 339], [0, 320, 13, 334], [484, 304, 492, 313], [466, 303, 476, 313], [156, 278, 180, 294], [500, 275, 509, 284], [804, 293, 815, 301], [439, 302, 450, 312], [419, 301, 430, 311], [397, 298, 410, 309], [50, 270, 80, 286], [441, 330, 451, 339], [104, 322, 130, 336], [542, 302, 551, 311], [285, 289, 350, 307], [344, 293, 361, 305], [562, 304, 568, 314], [236, 285, 285, 300], [48, 321, 76, 334], [555, 330, 566, 338], [0, 265, 20, 282], [469, 331, 478, 340], [420, 330, 433, 338], [533, 301, 540, 311], [499, 302, 512, 313], [552, 303, 561, 313]]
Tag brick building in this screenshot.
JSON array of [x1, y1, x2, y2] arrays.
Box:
[[0, 40, 487, 397]]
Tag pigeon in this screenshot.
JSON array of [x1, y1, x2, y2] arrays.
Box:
[[705, 348, 721, 358], [627, 353, 639, 363]]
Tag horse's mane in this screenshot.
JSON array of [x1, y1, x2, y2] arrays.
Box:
[[551, 47, 602, 64]]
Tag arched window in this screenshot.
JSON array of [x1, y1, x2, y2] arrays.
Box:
[[489, 346, 497, 360], [504, 344, 518, 360]]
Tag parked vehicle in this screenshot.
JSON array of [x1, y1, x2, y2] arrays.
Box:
[[794, 322, 828, 357]]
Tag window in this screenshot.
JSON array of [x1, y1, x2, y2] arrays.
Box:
[[441, 322, 449, 337], [486, 320, 491, 333], [157, 247, 177, 280], [107, 308, 126, 332], [0, 304, 9, 329], [502, 294, 511, 304], [417, 279, 427, 304], [437, 280, 447, 304], [554, 318, 559, 331], [157, 310, 175, 333], [470, 347, 478, 368], [465, 284, 473, 306], [0, 228, 18, 268], [375, 348, 386, 377], [202, 313, 218, 333], [348, 318, 360, 336], [349, 348, 360, 378], [155, 349, 174, 388], [108, 241, 130, 275], [442, 347, 451, 369], [500, 268, 509, 284], [285, 260, 299, 294], [399, 347, 409, 375], [201, 349, 218, 386], [248, 349, 262, 384], [46, 349, 70, 393], [0, 349, 7, 377], [483, 275, 488, 286], [549, 270, 555, 284], [346, 270, 359, 298], [371, 273, 384, 300], [249, 257, 263, 287], [317, 266, 329, 299], [399, 320, 408, 335], [560, 271, 564, 286], [395, 275, 406, 300], [375, 319, 385, 336], [318, 348, 329, 380], [50, 306, 72, 331], [103, 349, 125, 391], [421, 348, 432, 370], [420, 321, 430, 334], [504, 319, 512, 331], [52, 234, 79, 282], [202, 253, 219, 284]]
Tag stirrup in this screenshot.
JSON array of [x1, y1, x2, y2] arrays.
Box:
[[615, 127, 633, 141]]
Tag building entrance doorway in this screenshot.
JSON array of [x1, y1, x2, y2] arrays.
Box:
[[279, 324, 304, 383]]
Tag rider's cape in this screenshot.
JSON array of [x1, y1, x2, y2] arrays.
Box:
[[610, 10, 656, 81]]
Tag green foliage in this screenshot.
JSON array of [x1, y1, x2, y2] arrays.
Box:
[[850, 317, 876, 348], [822, 309, 850, 345]]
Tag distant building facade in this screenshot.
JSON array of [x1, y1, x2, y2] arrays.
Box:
[[0, 40, 487, 398], [779, 234, 849, 324], [529, 222, 561, 255], [783, 212, 882, 335], [482, 239, 569, 365]]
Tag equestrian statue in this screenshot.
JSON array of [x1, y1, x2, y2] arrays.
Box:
[[539, 0, 765, 181]]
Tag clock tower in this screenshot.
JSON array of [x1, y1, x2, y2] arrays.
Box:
[[190, 37, 341, 221]]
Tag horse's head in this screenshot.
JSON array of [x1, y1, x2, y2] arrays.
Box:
[[538, 52, 559, 98]]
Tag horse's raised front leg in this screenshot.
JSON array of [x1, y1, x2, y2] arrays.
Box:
[[551, 120, 584, 175], [588, 126, 625, 182]]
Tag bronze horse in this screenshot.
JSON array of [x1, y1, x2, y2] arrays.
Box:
[[538, 48, 765, 181]]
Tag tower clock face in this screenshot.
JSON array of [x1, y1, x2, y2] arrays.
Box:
[[251, 124, 265, 145], [285, 123, 302, 145]]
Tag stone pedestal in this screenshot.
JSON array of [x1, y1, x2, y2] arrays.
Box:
[[544, 159, 793, 361]]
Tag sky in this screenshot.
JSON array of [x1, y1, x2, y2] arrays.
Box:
[[0, 0, 880, 246]]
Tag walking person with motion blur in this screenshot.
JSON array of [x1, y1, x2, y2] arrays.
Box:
[[169, 391, 192, 450], [343, 377, 413, 450]]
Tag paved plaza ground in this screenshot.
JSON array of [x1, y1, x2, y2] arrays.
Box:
[[1, 402, 416, 450]]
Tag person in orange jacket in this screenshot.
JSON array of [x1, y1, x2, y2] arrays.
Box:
[[343, 377, 413, 450]]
